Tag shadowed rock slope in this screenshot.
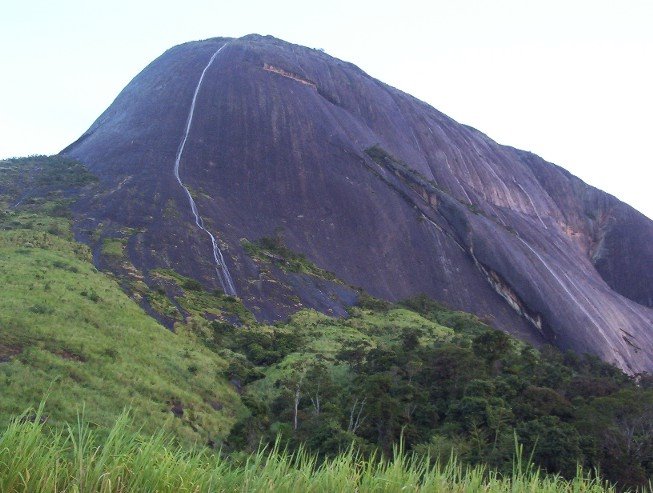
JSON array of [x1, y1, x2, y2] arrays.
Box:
[[62, 34, 653, 373]]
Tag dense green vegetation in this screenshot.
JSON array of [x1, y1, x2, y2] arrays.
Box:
[[1, 156, 652, 490], [220, 297, 653, 488]]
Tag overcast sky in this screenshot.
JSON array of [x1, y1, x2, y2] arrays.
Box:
[[1, 0, 651, 218]]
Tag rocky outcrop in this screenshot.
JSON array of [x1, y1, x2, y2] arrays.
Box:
[[62, 34, 653, 373]]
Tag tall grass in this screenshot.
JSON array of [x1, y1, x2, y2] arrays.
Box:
[[0, 407, 630, 493]]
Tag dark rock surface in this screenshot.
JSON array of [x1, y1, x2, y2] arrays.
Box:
[[62, 34, 653, 373]]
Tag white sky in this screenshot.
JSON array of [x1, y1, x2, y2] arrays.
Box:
[[1, 0, 651, 218]]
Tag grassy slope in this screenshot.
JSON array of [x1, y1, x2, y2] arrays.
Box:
[[0, 232, 241, 443], [0, 157, 242, 445]]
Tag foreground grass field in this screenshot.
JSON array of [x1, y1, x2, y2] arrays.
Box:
[[0, 408, 624, 493]]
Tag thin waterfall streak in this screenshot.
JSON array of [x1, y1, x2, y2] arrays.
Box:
[[516, 182, 548, 230], [518, 237, 605, 334], [427, 126, 472, 203], [173, 43, 237, 296]]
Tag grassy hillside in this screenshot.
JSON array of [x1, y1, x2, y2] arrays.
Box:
[[0, 157, 242, 445]]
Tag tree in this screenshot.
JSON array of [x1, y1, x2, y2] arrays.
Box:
[[472, 330, 511, 374], [516, 416, 582, 477]]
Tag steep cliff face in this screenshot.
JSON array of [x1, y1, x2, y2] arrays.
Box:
[[62, 34, 653, 373]]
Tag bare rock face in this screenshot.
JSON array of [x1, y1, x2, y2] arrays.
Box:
[[62, 34, 653, 373]]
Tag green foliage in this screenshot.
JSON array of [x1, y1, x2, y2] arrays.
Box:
[[241, 235, 338, 281], [222, 299, 653, 489], [149, 268, 256, 326], [400, 294, 490, 336], [0, 155, 97, 197], [356, 292, 392, 312], [101, 237, 125, 258], [182, 277, 204, 291]]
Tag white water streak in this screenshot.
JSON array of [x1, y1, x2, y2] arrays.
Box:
[[515, 181, 548, 230], [518, 237, 608, 342], [426, 126, 472, 203], [173, 44, 237, 296]]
